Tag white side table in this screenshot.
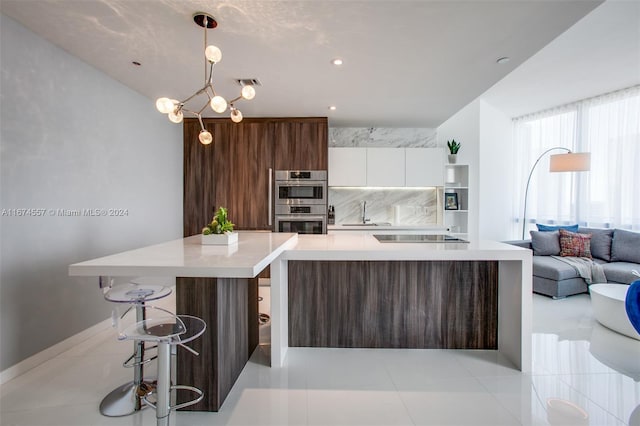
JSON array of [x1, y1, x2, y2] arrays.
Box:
[[590, 283, 640, 340]]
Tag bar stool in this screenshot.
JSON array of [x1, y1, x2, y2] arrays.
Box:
[[118, 306, 206, 426], [99, 277, 172, 417]]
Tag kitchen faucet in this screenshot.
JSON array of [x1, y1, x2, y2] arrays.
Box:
[[362, 201, 370, 224]]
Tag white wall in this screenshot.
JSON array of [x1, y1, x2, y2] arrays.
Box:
[[0, 14, 183, 371], [478, 100, 514, 240], [437, 100, 480, 240]]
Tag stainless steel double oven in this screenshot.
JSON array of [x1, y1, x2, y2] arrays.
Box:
[[274, 170, 327, 234]]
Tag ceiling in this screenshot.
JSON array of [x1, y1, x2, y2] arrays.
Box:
[[482, 0, 640, 118], [0, 0, 604, 127]]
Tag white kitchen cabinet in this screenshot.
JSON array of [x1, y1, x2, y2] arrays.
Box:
[[328, 148, 367, 186], [405, 148, 444, 187], [366, 148, 405, 187], [329, 147, 444, 187]]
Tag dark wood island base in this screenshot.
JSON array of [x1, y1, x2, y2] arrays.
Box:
[[288, 261, 499, 349], [175, 277, 259, 411]]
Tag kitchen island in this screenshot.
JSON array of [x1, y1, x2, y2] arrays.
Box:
[[69, 232, 531, 411], [69, 232, 299, 412], [272, 234, 532, 372]]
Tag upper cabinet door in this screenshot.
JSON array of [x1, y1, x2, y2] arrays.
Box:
[[405, 148, 444, 186], [274, 119, 328, 170], [328, 148, 367, 186], [183, 119, 230, 237], [366, 148, 405, 187], [223, 121, 274, 230]]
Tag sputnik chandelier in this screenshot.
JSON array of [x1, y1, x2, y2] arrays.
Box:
[[155, 13, 256, 145]]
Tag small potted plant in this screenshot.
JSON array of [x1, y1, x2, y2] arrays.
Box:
[[447, 139, 460, 164], [201, 207, 238, 245]]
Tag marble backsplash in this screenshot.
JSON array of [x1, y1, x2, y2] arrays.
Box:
[[329, 127, 437, 148], [328, 127, 441, 225], [329, 188, 440, 225]]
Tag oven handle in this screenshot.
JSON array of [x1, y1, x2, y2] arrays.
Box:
[[268, 168, 272, 227], [276, 215, 326, 221]]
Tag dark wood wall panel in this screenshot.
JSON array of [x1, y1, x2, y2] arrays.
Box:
[[215, 278, 249, 402], [274, 119, 328, 170], [288, 261, 368, 347], [175, 277, 218, 410], [214, 122, 274, 230], [184, 117, 328, 236], [176, 277, 258, 411], [183, 121, 226, 237], [247, 277, 259, 354], [288, 261, 498, 349]]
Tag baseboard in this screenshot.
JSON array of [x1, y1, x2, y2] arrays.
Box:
[[0, 318, 111, 385]]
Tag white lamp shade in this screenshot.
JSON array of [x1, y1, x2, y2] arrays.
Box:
[[210, 96, 228, 113], [168, 110, 183, 123], [199, 130, 213, 145], [241, 85, 255, 100], [205, 45, 222, 63], [549, 152, 591, 172], [155, 97, 174, 114], [230, 109, 243, 123]]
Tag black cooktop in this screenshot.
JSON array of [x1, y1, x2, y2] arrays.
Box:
[[374, 234, 469, 243]]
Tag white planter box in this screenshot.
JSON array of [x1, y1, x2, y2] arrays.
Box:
[[201, 232, 238, 245]]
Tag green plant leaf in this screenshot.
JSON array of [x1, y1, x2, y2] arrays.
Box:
[[204, 206, 235, 234]]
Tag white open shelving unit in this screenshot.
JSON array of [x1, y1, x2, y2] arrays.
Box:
[[443, 164, 469, 235]]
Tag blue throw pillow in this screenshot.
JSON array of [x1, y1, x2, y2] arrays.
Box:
[[536, 223, 579, 233]]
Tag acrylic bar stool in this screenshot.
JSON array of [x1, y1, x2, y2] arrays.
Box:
[[118, 306, 206, 426], [99, 278, 172, 417]]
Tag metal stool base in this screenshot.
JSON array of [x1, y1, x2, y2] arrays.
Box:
[[99, 381, 154, 417]]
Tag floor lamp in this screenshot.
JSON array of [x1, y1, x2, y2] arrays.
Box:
[[521, 147, 591, 239]]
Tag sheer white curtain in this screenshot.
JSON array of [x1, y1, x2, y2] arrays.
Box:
[[513, 85, 640, 237], [580, 90, 640, 228]]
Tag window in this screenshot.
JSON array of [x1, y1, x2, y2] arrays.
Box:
[[513, 86, 640, 236]]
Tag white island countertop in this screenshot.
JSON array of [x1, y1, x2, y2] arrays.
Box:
[[70, 232, 530, 278], [284, 233, 530, 262], [68, 232, 298, 278]]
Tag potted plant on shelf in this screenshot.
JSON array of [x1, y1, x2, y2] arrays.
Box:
[[447, 139, 460, 164], [201, 207, 238, 245]]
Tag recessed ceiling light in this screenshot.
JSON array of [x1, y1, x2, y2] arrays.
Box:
[[496, 57, 510, 64], [328, 106, 337, 111], [332, 58, 343, 66]]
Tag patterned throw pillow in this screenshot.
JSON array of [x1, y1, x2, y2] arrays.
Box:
[[559, 229, 592, 258]]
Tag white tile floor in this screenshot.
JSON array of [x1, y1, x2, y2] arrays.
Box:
[[1, 292, 639, 426]]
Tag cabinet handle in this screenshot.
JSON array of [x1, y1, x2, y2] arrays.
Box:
[[268, 168, 272, 227]]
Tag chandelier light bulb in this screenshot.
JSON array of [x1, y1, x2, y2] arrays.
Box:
[[199, 130, 213, 145], [168, 109, 183, 123], [241, 85, 256, 100], [205, 45, 222, 63], [210, 95, 228, 113], [155, 97, 174, 114], [230, 108, 243, 123]]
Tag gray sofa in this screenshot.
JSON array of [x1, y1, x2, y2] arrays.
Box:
[[508, 227, 640, 298]]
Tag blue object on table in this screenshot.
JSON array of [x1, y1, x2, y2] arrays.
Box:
[[625, 280, 640, 334]]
